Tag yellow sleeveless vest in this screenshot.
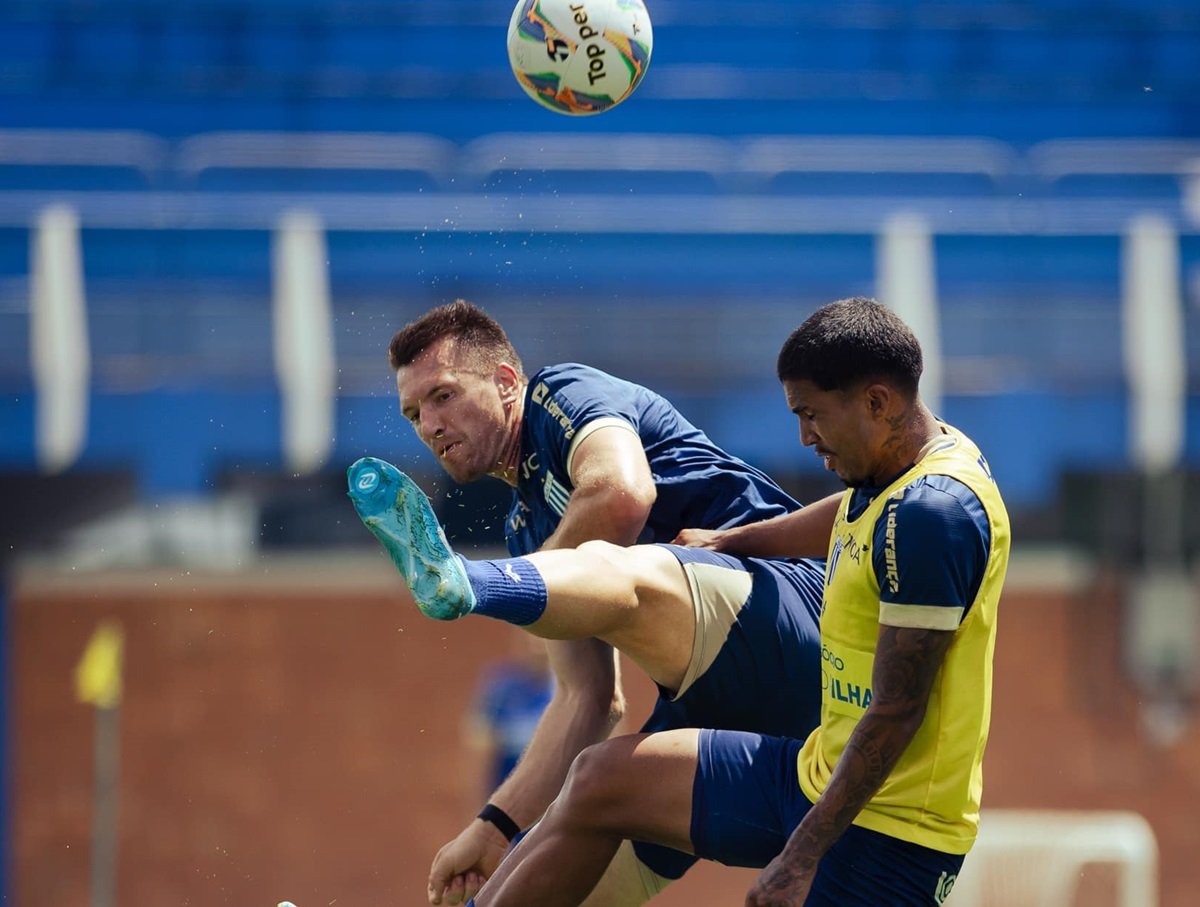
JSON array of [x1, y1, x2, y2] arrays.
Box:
[[797, 424, 1010, 854]]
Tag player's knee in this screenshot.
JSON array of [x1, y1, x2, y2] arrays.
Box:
[[558, 739, 634, 828]]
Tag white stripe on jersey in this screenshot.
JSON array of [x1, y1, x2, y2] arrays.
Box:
[[543, 472, 572, 517]]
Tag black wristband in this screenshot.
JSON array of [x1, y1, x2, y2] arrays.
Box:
[[477, 803, 521, 842]]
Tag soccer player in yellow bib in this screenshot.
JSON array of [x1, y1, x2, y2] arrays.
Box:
[[457, 296, 1010, 907]]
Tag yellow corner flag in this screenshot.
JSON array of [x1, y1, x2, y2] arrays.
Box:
[[75, 620, 124, 709]]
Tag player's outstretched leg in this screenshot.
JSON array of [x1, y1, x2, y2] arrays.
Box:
[[347, 456, 476, 620], [348, 457, 695, 685]]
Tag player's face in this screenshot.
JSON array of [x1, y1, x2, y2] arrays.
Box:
[[396, 337, 520, 483], [782, 378, 882, 488]]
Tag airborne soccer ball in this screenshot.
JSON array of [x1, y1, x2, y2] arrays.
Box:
[[506, 0, 653, 116]]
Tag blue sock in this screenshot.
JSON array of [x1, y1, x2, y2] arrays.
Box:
[[461, 556, 547, 626]]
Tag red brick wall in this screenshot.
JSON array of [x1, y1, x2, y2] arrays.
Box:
[[10, 564, 1197, 906]]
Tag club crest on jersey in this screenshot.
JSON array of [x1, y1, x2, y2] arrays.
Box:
[[826, 536, 843, 591], [826, 531, 864, 589]]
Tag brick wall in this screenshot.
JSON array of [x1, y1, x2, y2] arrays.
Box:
[[10, 562, 1197, 906]]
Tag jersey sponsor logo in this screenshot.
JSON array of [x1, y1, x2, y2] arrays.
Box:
[[531, 382, 576, 440], [883, 495, 901, 594], [934, 871, 956, 904], [821, 644, 845, 671], [827, 676, 872, 709], [819, 645, 873, 710]]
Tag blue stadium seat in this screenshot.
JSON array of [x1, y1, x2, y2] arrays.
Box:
[[461, 133, 734, 195], [174, 132, 456, 193], [0, 130, 167, 191]]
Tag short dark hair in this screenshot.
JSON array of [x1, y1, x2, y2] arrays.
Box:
[[388, 299, 524, 376], [776, 297, 923, 396]]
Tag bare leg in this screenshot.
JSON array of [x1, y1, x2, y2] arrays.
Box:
[[522, 541, 696, 691], [475, 730, 701, 907]]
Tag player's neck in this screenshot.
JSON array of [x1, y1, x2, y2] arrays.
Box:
[[490, 389, 527, 487], [871, 402, 944, 486]]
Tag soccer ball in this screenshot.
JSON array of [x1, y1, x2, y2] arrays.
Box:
[[506, 0, 653, 116]]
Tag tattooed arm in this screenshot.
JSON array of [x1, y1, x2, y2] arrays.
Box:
[[745, 624, 956, 907]]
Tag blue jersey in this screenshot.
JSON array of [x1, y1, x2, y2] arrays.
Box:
[[505, 363, 802, 556]]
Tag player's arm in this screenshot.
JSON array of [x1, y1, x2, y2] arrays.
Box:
[[540, 422, 657, 549], [428, 425, 652, 905], [747, 624, 955, 905], [674, 491, 841, 558]]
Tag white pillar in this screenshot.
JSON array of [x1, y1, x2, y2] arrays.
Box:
[[876, 212, 942, 414], [272, 209, 335, 475], [1121, 214, 1185, 474], [1121, 214, 1195, 745], [30, 204, 90, 473]]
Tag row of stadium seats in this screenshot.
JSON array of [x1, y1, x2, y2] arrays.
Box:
[[4, 21, 1195, 101], [2, 219, 1197, 505], [7, 0, 1197, 33], [3, 1, 1197, 145], [1, 130, 1197, 203], [5, 20, 1192, 74]]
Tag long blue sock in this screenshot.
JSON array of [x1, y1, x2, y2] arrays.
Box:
[[461, 556, 547, 626]]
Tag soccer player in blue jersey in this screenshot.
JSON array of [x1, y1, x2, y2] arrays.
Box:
[[356, 297, 1010, 906], [357, 300, 837, 906]]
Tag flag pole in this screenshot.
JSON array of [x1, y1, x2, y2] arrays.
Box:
[[75, 621, 124, 907]]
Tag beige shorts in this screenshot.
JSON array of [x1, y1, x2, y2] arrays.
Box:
[[672, 558, 753, 701]]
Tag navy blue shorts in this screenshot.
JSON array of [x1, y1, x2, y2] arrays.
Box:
[[632, 545, 825, 880], [690, 729, 965, 906]]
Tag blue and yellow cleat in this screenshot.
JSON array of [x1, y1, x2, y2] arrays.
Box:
[[346, 456, 476, 620]]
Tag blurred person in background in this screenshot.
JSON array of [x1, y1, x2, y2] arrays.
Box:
[[353, 299, 840, 906], [465, 629, 554, 800]]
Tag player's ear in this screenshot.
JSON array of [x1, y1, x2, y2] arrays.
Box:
[[864, 382, 893, 418], [494, 362, 522, 404]]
